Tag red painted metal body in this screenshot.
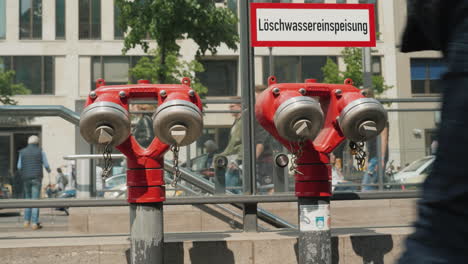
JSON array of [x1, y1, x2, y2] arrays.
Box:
[[255, 77, 365, 197], [83, 78, 203, 203]]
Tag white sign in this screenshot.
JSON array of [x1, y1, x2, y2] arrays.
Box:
[[251, 3, 376, 47], [299, 204, 331, 231]]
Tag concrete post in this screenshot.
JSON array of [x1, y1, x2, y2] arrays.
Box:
[[298, 198, 331, 264], [130, 203, 164, 264]]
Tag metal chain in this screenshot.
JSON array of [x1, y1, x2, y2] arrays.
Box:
[[349, 141, 367, 171], [170, 144, 181, 188], [101, 143, 114, 179], [289, 140, 305, 175]]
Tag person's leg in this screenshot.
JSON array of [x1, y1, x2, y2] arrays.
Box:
[[361, 157, 378, 191], [399, 238, 467, 264], [225, 168, 240, 194], [23, 180, 32, 224], [30, 179, 42, 225], [398, 77, 468, 262], [399, 8, 468, 262], [257, 161, 273, 193]]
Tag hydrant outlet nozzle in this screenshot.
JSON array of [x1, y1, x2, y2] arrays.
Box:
[[169, 125, 188, 145], [293, 119, 313, 138], [358, 120, 378, 139], [96, 125, 114, 144]]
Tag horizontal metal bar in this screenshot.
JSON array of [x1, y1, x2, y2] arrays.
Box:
[[203, 99, 241, 104], [386, 108, 440, 112], [0, 191, 420, 209], [332, 191, 420, 200], [63, 154, 126, 160], [334, 183, 422, 187], [204, 110, 240, 114], [105, 108, 441, 115], [0, 199, 127, 208], [128, 100, 157, 104], [132, 108, 440, 115], [0, 105, 80, 125], [378, 98, 441, 103], [130, 99, 242, 104], [131, 98, 438, 104], [168, 195, 298, 205], [131, 110, 241, 114]]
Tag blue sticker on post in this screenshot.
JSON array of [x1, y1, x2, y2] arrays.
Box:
[[299, 204, 330, 231], [316, 216, 325, 229]]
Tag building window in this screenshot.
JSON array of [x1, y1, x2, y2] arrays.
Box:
[[411, 59, 446, 95], [359, 0, 378, 37], [19, 0, 42, 39], [114, 1, 124, 39], [1, 56, 54, 94], [372, 56, 382, 76], [56, 0, 65, 39], [305, 0, 325, 3], [227, 0, 237, 16], [91, 56, 144, 88], [263, 56, 337, 84], [336, 0, 347, 3], [0, 0, 5, 39], [197, 59, 238, 97], [79, 0, 101, 40]]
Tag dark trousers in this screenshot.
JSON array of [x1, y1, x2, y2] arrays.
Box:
[[398, 77, 468, 263]]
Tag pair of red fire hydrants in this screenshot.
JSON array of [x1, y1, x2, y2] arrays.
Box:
[[79, 76, 386, 203]]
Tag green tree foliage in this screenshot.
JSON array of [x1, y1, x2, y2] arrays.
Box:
[[0, 68, 29, 105], [321, 47, 391, 96], [115, 0, 239, 85], [130, 49, 208, 95]]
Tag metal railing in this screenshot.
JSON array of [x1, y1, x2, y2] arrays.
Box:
[[0, 191, 419, 209], [0, 98, 435, 232]]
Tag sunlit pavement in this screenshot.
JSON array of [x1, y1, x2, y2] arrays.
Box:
[[0, 209, 68, 233]]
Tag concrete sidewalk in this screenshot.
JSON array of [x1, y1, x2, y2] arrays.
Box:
[[0, 227, 412, 264], [0, 199, 417, 263]]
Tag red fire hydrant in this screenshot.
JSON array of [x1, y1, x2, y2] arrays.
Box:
[[79, 77, 203, 264], [255, 76, 387, 263]]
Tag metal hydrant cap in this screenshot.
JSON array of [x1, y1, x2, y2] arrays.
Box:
[[273, 96, 324, 142], [152, 100, 203, 146], [79, 101, 131, 147]]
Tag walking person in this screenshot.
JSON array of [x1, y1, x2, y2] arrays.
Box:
[[398, 0, 468, 262], [17, 135, 51, 230], [56, 168, 68, 192], [217, 98, 243, 193]]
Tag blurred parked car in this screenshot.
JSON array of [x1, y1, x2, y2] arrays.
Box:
[[102, 170, 185, 198], [105, 174, 126, 189], [392, 155, 435, 185], [103, 174, 127, 199]]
